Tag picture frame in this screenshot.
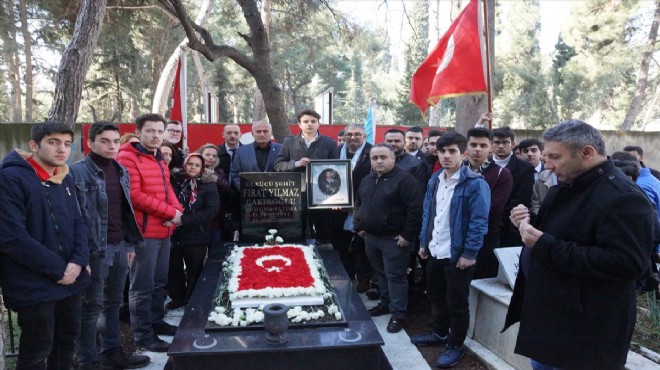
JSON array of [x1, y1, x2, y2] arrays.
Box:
[[307, 159, 353, 209]]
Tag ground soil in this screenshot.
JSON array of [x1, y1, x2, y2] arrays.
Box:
[[404, 288, 488, 370]]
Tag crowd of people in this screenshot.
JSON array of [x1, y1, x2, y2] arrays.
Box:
[[0, 109, 658, 370]]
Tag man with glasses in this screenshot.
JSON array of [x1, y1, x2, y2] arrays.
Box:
[[333, 124, 373, 292], [491, 127, 534, 248], [164, 120, 185, 169]]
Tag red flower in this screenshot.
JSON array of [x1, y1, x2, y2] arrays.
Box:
[[237, 246, 315, 291]]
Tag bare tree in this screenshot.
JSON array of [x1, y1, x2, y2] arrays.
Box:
[[18, 0, 32, 122], [47, 0, 107, 129], [0, 0, 23, 122], [620, 1, 660, 131], [159, 0, 290, 140]]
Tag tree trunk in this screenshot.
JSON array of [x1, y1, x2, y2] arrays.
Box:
[[620, 0, 660, 130], [47, 0, 107, 129], [151, 0, 214, 116], [19, 0, 32, 122], [1, 0, 23, 123], [252, 0, 271, 122], [454, 0, 495, 134]]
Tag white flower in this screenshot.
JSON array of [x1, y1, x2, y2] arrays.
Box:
[[269, 229, 277, 235], [335, 312, 342, 320], [275, 236, 284, 243], [265, 235, 274, 241]]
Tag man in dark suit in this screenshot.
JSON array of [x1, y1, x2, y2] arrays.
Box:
[[274, 109, 338, 241], [518, 138, 544, 181], [332, 123, 373, 292], [217, 124, 242, 241], [229, 121, 282, 190], [491, 127, 535, 247]]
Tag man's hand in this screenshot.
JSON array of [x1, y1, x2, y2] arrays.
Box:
[[510, 204, 530, 229], [456, 256, 476, 270], [128, 252, 136, 264], [519, 216, 543, 248], [475, 112, 492, 128], [357, 230, 366, 239], [418, 248, 428, 260], [57, 263, 83, 285], [394, 235, 409, 248], [295, 157, 311, 168]]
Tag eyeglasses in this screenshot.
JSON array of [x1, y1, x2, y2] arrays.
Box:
[[493, 140, 512, 146], [167, 129, 182, 134], [344, 133, 363, 138]]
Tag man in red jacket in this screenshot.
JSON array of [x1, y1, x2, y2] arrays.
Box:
[[116, 113, 183, 352]]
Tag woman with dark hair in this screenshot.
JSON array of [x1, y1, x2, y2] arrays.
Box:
[[159, 141, 178, 171], [166, 153, 220, 310], [196, 143, 230, 251]]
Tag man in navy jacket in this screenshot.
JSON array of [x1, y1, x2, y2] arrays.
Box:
[[229, 120, 282, 190], [0, 122, 91, 369]]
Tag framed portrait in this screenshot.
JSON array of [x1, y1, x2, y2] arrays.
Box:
[[307, 159, 353, 209]]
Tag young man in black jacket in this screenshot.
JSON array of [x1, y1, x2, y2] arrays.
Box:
[[355, 143, 423, 334]]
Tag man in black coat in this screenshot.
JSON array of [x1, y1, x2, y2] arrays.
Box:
[[216, 124, 242, 241], [332, 123, 373, 292], [491, 126, 535, 247], [274, 109, 338, 241], [504, 120, 656, 370]]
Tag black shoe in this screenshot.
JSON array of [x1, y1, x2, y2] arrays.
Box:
[[356, 280, 370, 293], [165, 301, 185, 310], [100, 348, 150, 369], [386, 317, 405, 333], [366, 289, 380, 300], [135, 336, 169, 353], [78, 361, 101, 370], [368, 304, 390, 317], [153, 321, 178, 336]]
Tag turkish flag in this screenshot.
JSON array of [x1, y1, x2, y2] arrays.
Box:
[[169, 57, 183, 122], [410, 0, 486, 113], [237, 246, 315, 291]]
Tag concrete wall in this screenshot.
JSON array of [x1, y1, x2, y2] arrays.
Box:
[[514, 129, 660, 169]]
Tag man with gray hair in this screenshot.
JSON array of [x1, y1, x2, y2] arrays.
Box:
[[504, 120, 656, 370], [229, 121, 282, 190]]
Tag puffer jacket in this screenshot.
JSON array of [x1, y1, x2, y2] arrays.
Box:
[[170, 169, 220, 246], [116, 142, 182, 239], [0, 150, 91, 308]]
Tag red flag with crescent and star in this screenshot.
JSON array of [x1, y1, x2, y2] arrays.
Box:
[[237, 246, 315, 291], [410, 0, 486, 114]]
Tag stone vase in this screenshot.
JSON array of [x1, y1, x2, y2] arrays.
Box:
[[263, 303, 289, 345]]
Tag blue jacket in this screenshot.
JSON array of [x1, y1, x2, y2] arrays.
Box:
[[70, 155, 143, 256], [229, 141, 282, 190], [0, 150, 91, 309], [637, 166, 660, 253], [419, 165, 490, 262]]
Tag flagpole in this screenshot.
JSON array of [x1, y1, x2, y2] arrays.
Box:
[[482, 0, 493, 129]]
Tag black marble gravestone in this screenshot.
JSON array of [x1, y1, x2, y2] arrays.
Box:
[[168, 245, 390, 370], [239, 172, 305, 243]]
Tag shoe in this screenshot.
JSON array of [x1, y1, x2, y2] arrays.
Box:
[[386, 317, 405, 333], [410, 331, 448, 346], [435, 345, 465, 368], [78, 361, 101, 370], [135, 336, 169, 353], [153, 321, 178, 336], [165, 301, 185, 310], [100, 348, 150, 369], [368, 304, 390, 317], [366, 289, 380, 300], [356, 281, 370, 293]]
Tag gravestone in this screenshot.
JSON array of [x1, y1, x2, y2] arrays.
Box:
[[494, 246, 522, 290], [240, 172, 305, 243]]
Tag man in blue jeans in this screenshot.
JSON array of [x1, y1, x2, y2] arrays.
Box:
[[117, 113, 183, 352], [0, 122, 91, 369], [412, 132, 490, 368], [71, 121, 150, 369]]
